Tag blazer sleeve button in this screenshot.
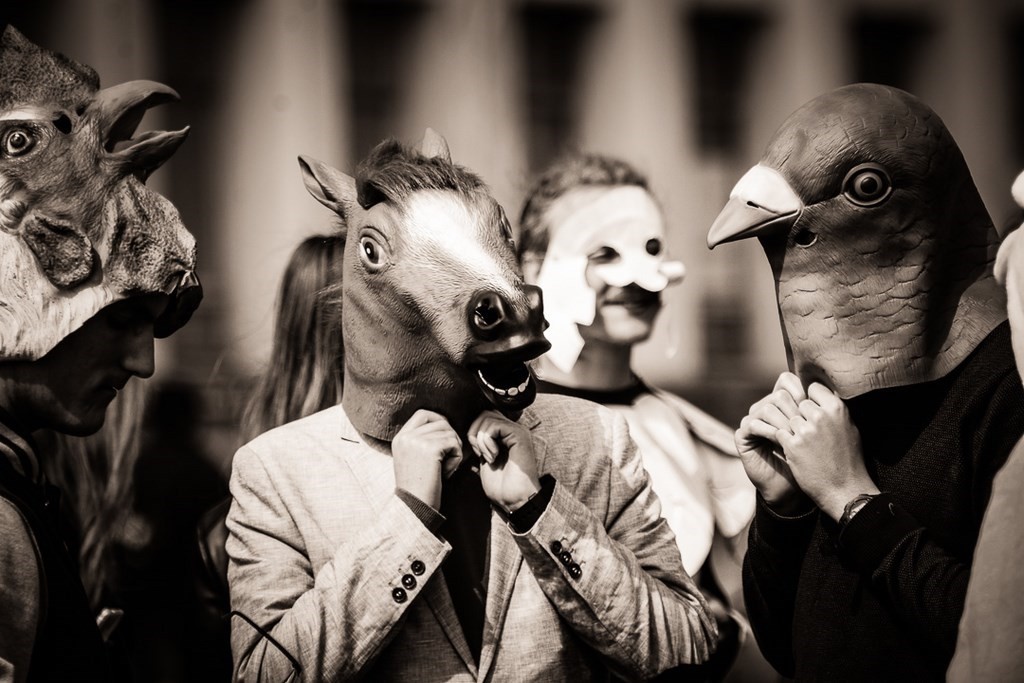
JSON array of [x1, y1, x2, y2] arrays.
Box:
[[549, 540, 563, 555], [410, 560, 426, 576], [402, 574, 417, 590], [558, 550, 573, 566], [567, 563, 582, 580], [392, 587, 408, 603]]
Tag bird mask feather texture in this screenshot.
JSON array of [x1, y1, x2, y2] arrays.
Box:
[[707, 83, 1006, 398], [0, 25, 200, 360]]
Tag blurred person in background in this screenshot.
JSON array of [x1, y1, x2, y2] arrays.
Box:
[[0, 25, 199, 682], [948, 172, 1024, 682], [38, 380, 150, 680], [193, 233, 345, 680], [517, 153, 757, 681]]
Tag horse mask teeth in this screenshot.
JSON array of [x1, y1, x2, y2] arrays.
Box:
[[299, 130, 549, 440], [0, 26, 199, 361]]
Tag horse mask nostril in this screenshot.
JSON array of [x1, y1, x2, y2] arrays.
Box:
[[470, 292, 507, 337]]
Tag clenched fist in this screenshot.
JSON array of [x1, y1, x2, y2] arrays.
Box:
[[392, 409, 463, 509], [468, 410, 541, 513], [775, 382, 879, 521]]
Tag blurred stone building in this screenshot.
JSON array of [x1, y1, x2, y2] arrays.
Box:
[[6, 1, 1024, 680], [10, 0, 1024, 457]]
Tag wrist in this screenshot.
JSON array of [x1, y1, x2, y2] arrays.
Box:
[[762, 488, 813, 517], [504, 476, 542, 513], [825, 483, 881, 523]]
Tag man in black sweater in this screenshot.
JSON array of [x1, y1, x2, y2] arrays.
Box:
[[706, 83, 1024, 681]]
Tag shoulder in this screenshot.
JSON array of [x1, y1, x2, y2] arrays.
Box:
[[0, 495, 41, 606], [525, 393, 626, 444], [649, 388, 738, 457], [525, 393, 646, 488], [0, 495, 38, 558], [230, 404, 359, 492], [956, 322, 1020, 404], [235, 405, 349, 466]]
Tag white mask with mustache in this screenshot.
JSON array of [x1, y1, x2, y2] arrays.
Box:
[[535, 185, 684, 372]]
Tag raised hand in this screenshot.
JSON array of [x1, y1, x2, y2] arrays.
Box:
[[468, 410, 541, 513], [392, 409, 463, 509], [735, 372, 809, 514], [776, 383, 879, 521]]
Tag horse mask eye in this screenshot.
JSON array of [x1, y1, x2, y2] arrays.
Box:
[[359, 234, 384, 269]]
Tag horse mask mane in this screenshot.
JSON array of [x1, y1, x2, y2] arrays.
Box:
[[299, 131, 550, 440], [0, 25, 200, 361]]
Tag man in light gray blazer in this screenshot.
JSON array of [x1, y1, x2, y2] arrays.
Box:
[[228, 396, 717, 682], [226, 136, 718, 682]]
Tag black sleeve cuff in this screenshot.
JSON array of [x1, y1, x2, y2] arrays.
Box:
[[506, 474, 556, 533], [396, 488, 446, 535], [750, 492, 818, 550], [837, 492, 920, 573]]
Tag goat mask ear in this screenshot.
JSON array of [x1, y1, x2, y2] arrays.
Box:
[[419, 128, 451, 162], [299, 155, 358, 234]]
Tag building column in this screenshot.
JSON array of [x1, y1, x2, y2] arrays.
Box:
[[208, 0, 349, 376]]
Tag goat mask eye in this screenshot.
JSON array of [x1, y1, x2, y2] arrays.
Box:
[[3, 126, 36, 157]]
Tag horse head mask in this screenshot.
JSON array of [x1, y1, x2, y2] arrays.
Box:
[[300, 130, 550, 440], [0, 25, 200, 360]]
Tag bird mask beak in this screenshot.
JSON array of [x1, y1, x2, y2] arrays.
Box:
[[707, 164, 803, 248]]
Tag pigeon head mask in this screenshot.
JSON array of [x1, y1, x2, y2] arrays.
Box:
[[707, 83, 1005, 398]]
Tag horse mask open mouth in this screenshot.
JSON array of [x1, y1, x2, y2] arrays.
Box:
[[299, 130, 549, 439]]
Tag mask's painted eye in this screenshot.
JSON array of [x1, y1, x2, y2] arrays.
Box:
[[588, 246, 619, 264], [843, 163, 892, 207], [3, 127, 36, 157], [359, 235, 384, 269], [645, 238, 662, 256]]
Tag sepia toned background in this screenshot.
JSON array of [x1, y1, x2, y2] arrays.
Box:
[[7, 0, 1024, 679]]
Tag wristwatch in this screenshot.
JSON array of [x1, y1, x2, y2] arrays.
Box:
[[839, 493, 878, 529]]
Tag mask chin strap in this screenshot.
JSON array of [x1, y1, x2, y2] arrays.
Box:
[[154, 270, 203, 338]]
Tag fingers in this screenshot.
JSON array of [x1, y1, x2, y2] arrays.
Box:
[[469, 410, 530, 467], [807, 382, 843, 410], [797, 399, 821, 421], [441, 448, 464, 479], [739, 415, 784, 443], [402, 409, 452, 430], [773, 372, 807, 403], [469, 430, 501, 465]]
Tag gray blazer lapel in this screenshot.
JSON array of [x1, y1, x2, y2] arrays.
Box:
[[425, 571, 479, 677], [477, 425, 546, 680]]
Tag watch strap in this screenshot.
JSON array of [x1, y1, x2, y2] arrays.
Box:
[[839, 493, 878, 529]]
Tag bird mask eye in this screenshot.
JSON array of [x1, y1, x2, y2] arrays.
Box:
[[842, 163, 892, 207]]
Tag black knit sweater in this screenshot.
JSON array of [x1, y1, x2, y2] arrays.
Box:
[[744, 322, 1024, 682]]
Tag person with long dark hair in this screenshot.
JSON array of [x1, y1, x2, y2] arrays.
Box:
[[239, 234, 345, 443]]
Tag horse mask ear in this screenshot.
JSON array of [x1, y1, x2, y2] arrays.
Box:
[[298, 155, 358, 232], [419, 128, 451, 161]]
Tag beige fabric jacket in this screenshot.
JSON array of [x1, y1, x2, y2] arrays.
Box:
[[226, 394, 716, 682]]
